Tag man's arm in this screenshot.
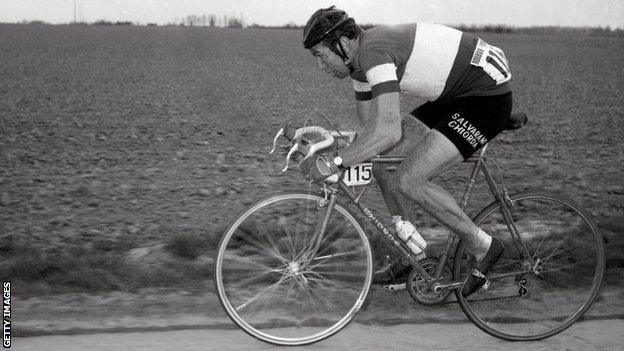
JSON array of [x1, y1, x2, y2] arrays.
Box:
[[339, 92, 402, 166], [356, 97, 374, 126]]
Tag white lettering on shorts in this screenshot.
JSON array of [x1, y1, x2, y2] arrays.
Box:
[[448, 113, 488, 148]]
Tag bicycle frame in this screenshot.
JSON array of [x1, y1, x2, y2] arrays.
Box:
[[313, 143, 535, 289]]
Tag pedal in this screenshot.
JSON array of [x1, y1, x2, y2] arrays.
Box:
[[384, 283, 406, 292], [471, 268, 485, 279], [478, 279, 491, 293], [468, 269, 491, 294]]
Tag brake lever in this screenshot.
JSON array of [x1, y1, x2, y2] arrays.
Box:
[[269, 128, 284, 155]]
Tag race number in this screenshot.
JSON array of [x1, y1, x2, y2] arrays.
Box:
[[342, 163, 373, 186], [470, 39, 511, 84]]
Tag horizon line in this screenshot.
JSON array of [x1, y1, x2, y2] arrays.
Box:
[[1, 20, 623, 31]]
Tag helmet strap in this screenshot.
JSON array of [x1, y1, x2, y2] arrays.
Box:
[[337, 40, 355, 74]]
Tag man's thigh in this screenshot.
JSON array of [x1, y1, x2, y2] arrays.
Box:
[[376, 113, 430, 156], [397, 128, 464, 182], [374, 114, 459, 187]]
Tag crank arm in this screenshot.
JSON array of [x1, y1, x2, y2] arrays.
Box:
[[383, 283, 406, 292], [433, 269, 488, 294]]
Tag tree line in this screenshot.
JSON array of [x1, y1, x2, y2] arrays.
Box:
[[5, 19, 624, 36], [172, 14, 244, 28]]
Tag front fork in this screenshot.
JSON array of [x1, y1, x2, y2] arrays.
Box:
[[299, 186, 338, 263]]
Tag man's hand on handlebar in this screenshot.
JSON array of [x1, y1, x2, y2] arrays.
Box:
[[270, 120, 356, 174], [299, 153, 340, 184]]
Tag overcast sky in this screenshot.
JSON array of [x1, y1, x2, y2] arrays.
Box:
[[1, 0, 623, 28]]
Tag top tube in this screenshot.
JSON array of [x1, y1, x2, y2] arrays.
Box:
[[369, 144, 489, 165]]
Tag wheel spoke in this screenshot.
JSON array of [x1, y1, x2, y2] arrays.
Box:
[[226, 268, 283, 291], [236, 276, 286, 312], [235, 227, 290, 265], [223, 250, 281, 272], [455, 192, 604, 340], [215, 193, 373, 345], [308, 250, 363, 265]]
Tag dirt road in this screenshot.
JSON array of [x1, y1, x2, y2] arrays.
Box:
[[14, 286, 624, 350], [15, 319, 624, 351]]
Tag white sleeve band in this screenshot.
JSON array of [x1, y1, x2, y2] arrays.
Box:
[[365, 63, 398, 86]]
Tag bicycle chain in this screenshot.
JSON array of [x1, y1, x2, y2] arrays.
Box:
[[373, 285, 525, 306]]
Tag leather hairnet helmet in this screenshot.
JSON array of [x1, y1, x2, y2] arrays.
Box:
[[303, 6, 350, 49]]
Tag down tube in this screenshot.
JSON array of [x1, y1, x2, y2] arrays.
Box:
[[337, 181, 426, 271]]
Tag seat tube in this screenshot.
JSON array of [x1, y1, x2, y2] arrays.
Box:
[[480, 159, 535, 266], [461, 145, 489, 210]]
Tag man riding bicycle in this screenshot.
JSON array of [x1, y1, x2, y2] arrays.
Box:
[[299, 6, 513, 296]]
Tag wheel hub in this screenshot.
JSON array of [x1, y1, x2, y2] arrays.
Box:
[[287, 261, 302, 276]]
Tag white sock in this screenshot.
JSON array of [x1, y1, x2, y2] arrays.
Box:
[[473, 229, 492, 262]]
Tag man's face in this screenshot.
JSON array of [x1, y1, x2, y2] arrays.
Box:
[[310, 44, 350, 79]]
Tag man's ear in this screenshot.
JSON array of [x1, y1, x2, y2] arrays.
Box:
[[338, 36, 351, 55]]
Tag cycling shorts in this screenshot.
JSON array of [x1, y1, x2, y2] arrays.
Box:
[[410, 92, 513, 159]]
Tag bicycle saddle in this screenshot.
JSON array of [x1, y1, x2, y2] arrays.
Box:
[[504, 112, 528, 131]]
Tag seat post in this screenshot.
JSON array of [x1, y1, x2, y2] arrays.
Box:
[[461, 143, 488, 209], [476, 143, 489, 159]]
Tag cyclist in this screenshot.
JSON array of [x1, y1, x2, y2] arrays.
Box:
[[299, 6, 512, 296]]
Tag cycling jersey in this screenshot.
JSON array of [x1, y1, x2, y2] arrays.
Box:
[[351, 23, 511, 103]]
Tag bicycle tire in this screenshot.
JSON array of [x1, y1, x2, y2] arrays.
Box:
[[453, 191, 605, 341], [214, 191, 373, 346]]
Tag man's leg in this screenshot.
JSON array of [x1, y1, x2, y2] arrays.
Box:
[[372, 163, 420, 224], [395, 129, 490, 259], [372, 114, 429, 225], [371, 116, 431, 284]]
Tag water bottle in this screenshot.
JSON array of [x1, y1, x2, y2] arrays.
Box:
[[392, 215, 427, 260]]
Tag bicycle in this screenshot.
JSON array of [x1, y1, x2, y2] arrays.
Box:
[[213, 112, 605, 346]]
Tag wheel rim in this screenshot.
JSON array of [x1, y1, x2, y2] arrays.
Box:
[[455, 192, 604, 340], [215, 193, 373, 345]]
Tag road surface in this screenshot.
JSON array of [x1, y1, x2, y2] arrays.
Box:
[[15, 319, 624, 351]]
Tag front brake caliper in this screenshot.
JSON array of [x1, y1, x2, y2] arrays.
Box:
[[317, 184, 329, 209]]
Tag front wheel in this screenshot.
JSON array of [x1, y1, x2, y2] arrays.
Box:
[[453, 191, 605, 341], [214, 191, 373, 346]]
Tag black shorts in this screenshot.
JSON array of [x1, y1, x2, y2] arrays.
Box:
[[410, 92, 513, 159]]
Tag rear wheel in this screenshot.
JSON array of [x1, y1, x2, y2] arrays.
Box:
[[214, 191, 373, 346], [453, 191, 605, 340]]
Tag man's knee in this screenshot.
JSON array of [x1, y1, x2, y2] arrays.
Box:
[[372, 163, 388, 179], [372, 164, 397, 188]]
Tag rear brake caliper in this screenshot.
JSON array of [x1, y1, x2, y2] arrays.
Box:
[[503, 189, 516, 208]]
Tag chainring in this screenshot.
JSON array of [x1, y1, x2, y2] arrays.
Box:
[[406, 258, 452, 306]]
